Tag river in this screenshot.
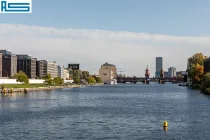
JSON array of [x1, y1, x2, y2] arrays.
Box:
[[0, 83, 210, 140]]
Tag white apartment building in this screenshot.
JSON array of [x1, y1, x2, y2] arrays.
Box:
[[58, 65, 64, 79], [168, 67, 176, 78]]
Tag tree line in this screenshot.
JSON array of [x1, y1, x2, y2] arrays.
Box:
[[9, 70, 102, 85]]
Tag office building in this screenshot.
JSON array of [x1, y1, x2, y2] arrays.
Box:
[[47, 61, 58, 78], [36, 60, 47, 78], [0, 50, 17, 77], [17, 55, 37, 79], [155, 57, 163, 78], [99, 62, 117, 83], [0, 53, 2, 77], [58, 65, 65, 79], [164, 71, 168, 78], [36, 60, 58, 78], [168, 67, 176, 78]]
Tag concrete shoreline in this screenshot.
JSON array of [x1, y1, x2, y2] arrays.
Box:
[[0, 83, 104, 94]]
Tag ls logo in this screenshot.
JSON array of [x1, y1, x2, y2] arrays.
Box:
[[0, 0, 32, 13]]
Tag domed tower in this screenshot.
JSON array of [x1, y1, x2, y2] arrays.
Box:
[[145, 65, 150, 79], [160, 68, 164, 79]]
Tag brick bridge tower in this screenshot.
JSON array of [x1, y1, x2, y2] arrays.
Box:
[[160, 68, 164, 79], [145, 65, 150, 79], [159, 68, 165, 84], [143, 65, 150, 84]]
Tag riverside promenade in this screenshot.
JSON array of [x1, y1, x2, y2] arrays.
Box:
[[0, 83, 104, 94]]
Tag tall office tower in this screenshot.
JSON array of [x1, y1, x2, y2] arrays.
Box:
[[155, 57, 163, 78]]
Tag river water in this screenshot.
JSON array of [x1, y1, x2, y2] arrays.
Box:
[[0, 83, 210, 140]]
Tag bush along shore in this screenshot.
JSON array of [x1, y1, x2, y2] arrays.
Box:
[[0, 83, 104, 94]]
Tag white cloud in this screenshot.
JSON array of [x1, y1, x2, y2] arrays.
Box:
[[0, 24, 209, 77]]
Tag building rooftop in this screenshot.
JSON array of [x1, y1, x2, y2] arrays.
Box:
[[102, 62, 115, 66], [16, 54, 35, 59], [0, 50, 14, 55], [169, 67, 176, 69]]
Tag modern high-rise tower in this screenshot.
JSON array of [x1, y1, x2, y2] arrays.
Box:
[[155, 57, 163, 78]]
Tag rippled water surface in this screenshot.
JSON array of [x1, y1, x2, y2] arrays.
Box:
[[1, 83, 210, 140]]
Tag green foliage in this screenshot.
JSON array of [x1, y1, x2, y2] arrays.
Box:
[[72, 70, 82, 78], [43, 73, 51, 80], [203, 73, 210, 88], [95, 77, 102, 83], [73, 76, 80, 84], [53, 77, 64, 85], [82, 71, 90, 80], [87, 76, 96, 84], [43, 73, 53, 85], [13, 71, 29, 84], [188, 53, 207, 66], [1, 84, 47, 88], [1, 84, 5, 90]]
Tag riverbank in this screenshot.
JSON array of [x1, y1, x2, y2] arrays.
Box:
[[0, 83, 104, 94]]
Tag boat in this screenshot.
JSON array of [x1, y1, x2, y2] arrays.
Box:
[[107, 79, 118, 85]]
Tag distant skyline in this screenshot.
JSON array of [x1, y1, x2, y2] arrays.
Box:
[[0, 0, 210, 76]]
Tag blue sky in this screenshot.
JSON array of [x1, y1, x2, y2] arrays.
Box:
[[1, 0, 210, 35], [0, 0, 210, 76]]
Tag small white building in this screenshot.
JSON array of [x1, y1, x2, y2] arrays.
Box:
[[58, 66, 69, 80], [64, 69, 69, 80]]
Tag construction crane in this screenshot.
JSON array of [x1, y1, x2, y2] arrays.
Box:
[[119, 70, 125, 75]]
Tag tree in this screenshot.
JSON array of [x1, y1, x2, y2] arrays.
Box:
[[73, 76, 80, 84], [95, 77, 102, 83], [188, 53, 207, 86], [188, 53, 207, 67], [53, 77, 64, 85], [72, 70, 82, 78], [189, 63, 204, 85], [43, 73, 53, 85], [82, 71, 90, 80], [13, 71, 29, 84], [87, 76, 96, 84]]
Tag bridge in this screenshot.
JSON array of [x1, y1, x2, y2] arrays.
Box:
[[116, 76, 183, 84]]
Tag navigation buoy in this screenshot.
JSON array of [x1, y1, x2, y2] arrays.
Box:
[[163, 121, 168, 127], [163, 126, 168, 131]]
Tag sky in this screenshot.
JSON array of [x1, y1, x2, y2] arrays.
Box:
[[0, 0, 210, 77]]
